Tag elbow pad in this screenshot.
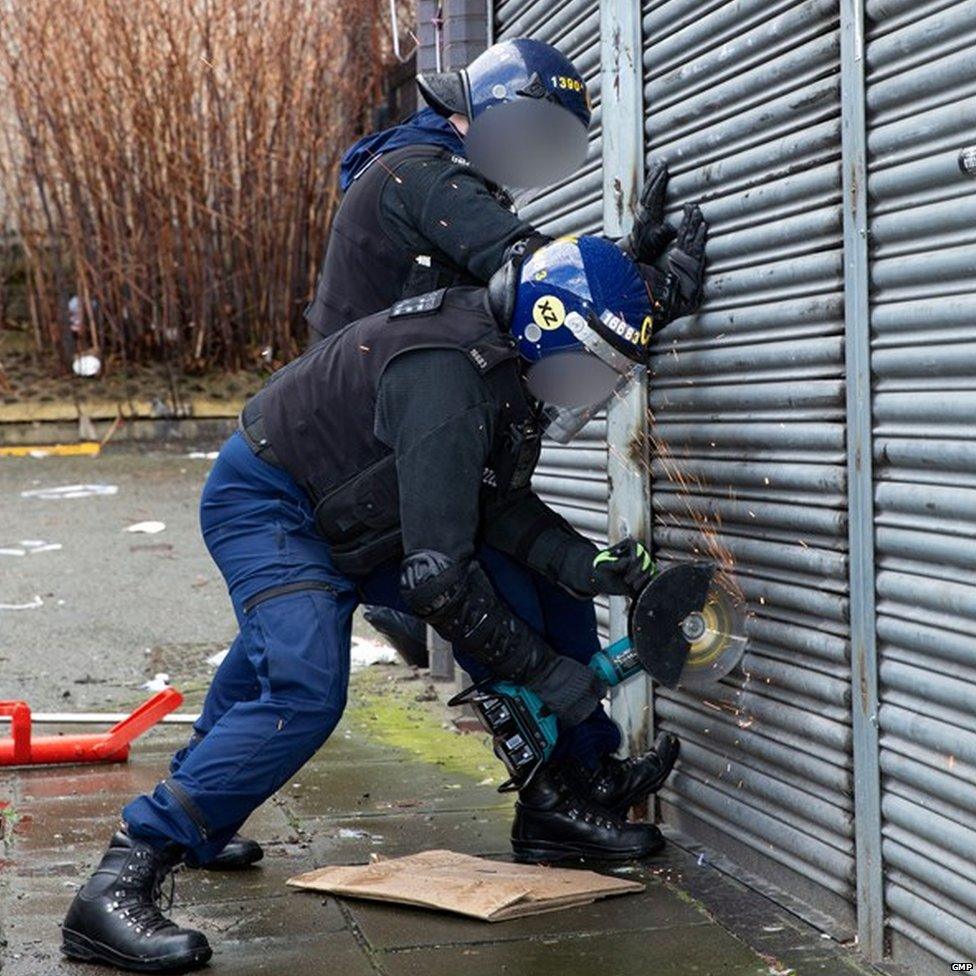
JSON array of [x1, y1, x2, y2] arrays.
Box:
[[400, 550, 555, 683]]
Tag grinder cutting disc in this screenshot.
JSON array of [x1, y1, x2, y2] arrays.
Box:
[[676, 575, 748, 691], [628, 562, 748, 689]]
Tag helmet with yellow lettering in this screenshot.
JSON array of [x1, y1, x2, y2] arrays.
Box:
[[509, 236, 655, 442]]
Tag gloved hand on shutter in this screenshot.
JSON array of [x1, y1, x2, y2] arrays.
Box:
[[591, 538, 655, 595], [400, 550, 605, 726], [636, 202, 709, 335], [622, 160, 676, 264], [662, 203, 708, 318]]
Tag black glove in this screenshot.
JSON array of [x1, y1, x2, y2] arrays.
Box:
[[527, 656, 607, 727], [665, 203, 707, 317], [556, 536, 655, 598], [624, 160, 676, 263], [590, 538, 655, 596], [637, 203, 708, 335]]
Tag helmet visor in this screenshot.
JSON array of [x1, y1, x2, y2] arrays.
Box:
[[523, 350, 622, 408], [525, 309, 645, 443], [540, 371, 634, 444], [465, 99, 588, 189]]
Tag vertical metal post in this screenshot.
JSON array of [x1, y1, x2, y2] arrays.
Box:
[[601, 0, 651, 757], [840, 0, 884, 961]]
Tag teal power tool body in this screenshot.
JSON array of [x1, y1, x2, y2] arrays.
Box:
[[451, 561, 746, 791]]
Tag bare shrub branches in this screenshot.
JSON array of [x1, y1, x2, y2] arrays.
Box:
[[0, 0, 394, 371]]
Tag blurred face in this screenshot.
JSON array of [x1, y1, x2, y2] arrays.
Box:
[[523, 350, 622, 408], [464, 100, 587, 190]]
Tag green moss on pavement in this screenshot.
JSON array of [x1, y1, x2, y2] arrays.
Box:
[[344, 668, 504, 789]]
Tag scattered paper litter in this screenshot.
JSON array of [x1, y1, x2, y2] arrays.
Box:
[[72, 353, 101, 377], [351, 636, 398, 670], [125, 521, 166, 535], [21, 484, 118, 501], [0, 595, 44, 611], [336, 828, 381, 841], [207, 648, 230, 668], [140, 672, 171, 691], [10, 540, 63, 555], [288, 850, 643, 922]]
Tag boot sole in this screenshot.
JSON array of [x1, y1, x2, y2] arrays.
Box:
[[62, 928, 212, 973], [511, 834, 664, 865]]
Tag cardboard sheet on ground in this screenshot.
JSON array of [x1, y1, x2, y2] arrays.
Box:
[[287, 849, 643, 921]]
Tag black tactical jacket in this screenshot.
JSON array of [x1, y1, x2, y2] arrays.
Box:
[[304, 145, 536, 342], [260, 286, 595, 578]]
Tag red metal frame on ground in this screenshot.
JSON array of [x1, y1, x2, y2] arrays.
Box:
[[0, 689, 183, 766]]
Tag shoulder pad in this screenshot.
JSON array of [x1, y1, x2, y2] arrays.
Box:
[[389, 288, 447, 319]]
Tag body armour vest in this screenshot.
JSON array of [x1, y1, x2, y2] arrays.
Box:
[[304, 145, 483, 341], [260, 287, 542, 576]]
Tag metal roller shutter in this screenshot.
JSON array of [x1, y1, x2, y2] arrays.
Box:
[[493, 0, 610, 632], [865, 0, 976, 968], [641, 0, 857, 930]]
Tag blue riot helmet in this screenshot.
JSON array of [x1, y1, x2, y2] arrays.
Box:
[[417, 38, 591, 189], [506, 236, 655, 443]]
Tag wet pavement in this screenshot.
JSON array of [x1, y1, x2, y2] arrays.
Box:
[[1, 449, 880, 975], [1, 670, 801, 976]]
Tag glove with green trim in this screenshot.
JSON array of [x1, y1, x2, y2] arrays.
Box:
[[589, 537, 656, 596], [554, 536, 656, 600]]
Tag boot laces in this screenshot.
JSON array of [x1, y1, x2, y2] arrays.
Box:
[[112, 850, 180, 936], [565, 795, 624, 832]]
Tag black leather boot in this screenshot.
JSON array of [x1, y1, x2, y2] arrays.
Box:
[[583, 732, 680, 817], [186, 833, 264, 871], [511, 765, 664, 863], [62, 830, 211, 973]]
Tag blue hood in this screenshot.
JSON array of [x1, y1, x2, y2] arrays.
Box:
[[339, 109, 466, 191]]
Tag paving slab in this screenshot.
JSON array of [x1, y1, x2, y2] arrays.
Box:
[[211, 932, 376, 976], [347, 870, 708, 950], [377, 925, 769, 976], [281, 757, 507, 819], [302, 807, 513, 865], [181, 891, 348, 940]]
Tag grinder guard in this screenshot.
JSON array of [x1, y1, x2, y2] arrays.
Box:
[[627, 561, 716, 689]]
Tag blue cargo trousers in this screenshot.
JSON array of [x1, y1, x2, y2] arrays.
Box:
[[123, 432, 620, 863]]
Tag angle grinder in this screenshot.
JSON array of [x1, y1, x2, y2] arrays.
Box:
[[450, 561, 747, 791]]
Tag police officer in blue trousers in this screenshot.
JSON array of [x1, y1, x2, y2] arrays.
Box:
[[61, 230, 707, 972], [180, 38, 698, 874]]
